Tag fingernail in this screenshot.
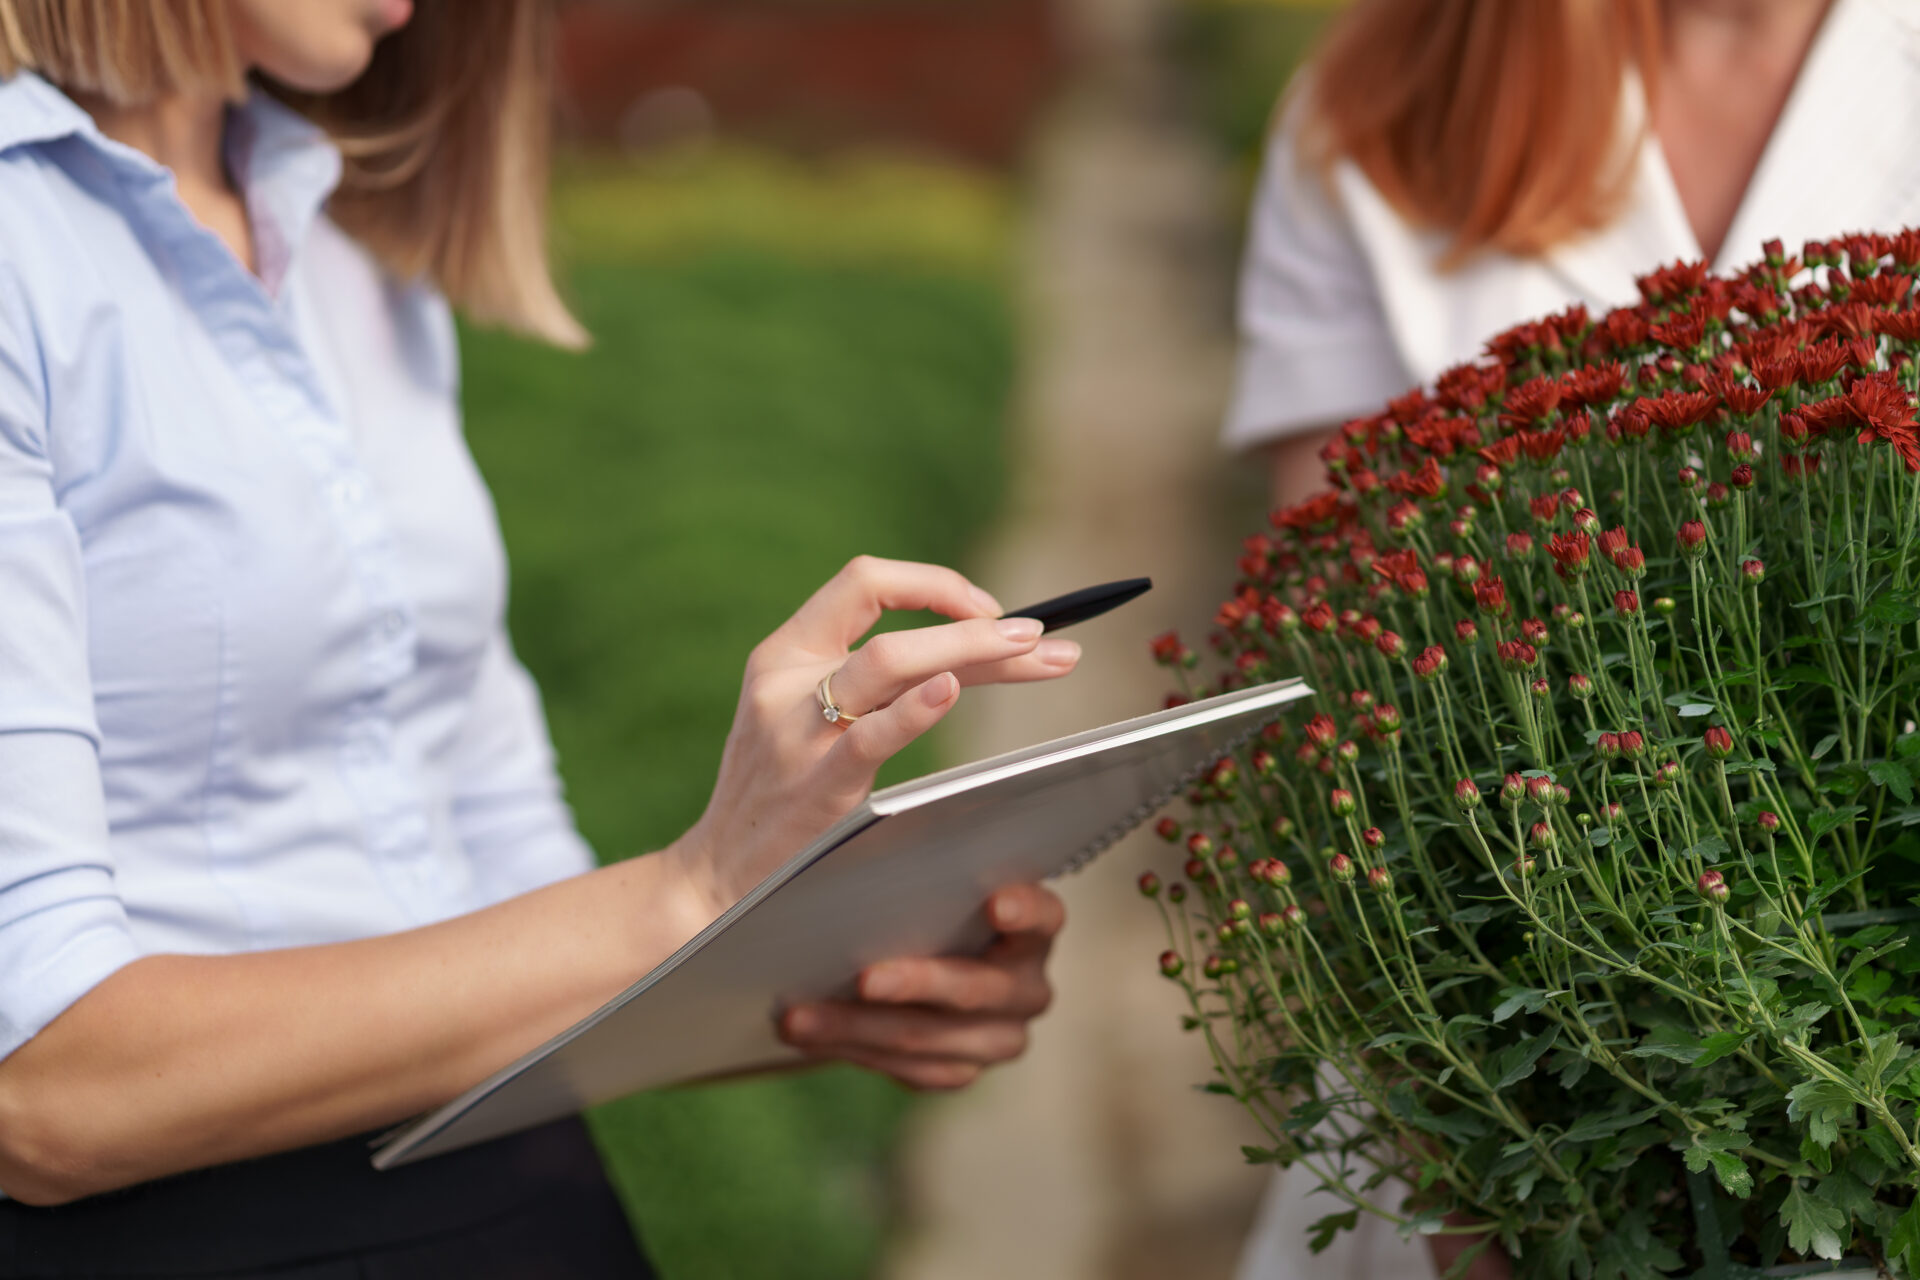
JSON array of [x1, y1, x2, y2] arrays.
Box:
[[970, 585, 1003, 616], [1036, 638, 1080, 666], [922, 672, 958, 707], [864, 967, 901, 1001], [994, 896, 1024, 929], [996, 616, 1043, 641], [786, 1008, 819, 1039]]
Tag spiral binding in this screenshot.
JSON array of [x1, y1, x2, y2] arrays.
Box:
[[1056, 715, 1279, 875]]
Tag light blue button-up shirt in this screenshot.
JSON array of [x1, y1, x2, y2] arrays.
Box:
[[0, 72, 594, 1061]]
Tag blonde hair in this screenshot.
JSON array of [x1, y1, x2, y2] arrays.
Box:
[[0, 0, 584, 347], [1303, 0, 1661, 266]]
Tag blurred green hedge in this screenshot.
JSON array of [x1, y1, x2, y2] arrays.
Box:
[[458, 150, 1015, 1280]]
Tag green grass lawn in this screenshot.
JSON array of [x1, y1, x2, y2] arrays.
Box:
[[457, 151, 1015, 1280]]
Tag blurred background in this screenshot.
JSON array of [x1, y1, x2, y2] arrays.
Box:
[[467, 0, 1334, 1275]]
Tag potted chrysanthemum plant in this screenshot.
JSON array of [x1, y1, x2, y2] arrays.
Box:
[[1144, 234, 1920, 1279]]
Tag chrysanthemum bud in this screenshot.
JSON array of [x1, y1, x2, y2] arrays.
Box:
[[1696, 869, 1730, 905], [1375, 629, 1406, 659], [1726, 430, 1755, 460], [1616, 546, 1646, 577], [1373, 703, 1402, 733], [1271, 815, 1295, 841], [1677, 520, 1707, 558], [1654, 596, 1676, 615], [1566, 609, 1587, 630], [1454, 778, 1482, 810], [1526, 775, 1554, 805], [1328, 852, 1357, 883], [1620, 729, 1646, 760], [1184, 857, 1207, 881], [1227, 897, 1251, 921], [1279, 903, 1304, 930], [1597, 732, 1622, 760], [1257, 910, 1284, 937], [1742, 558, 1765, 584], [1497, 640, 1538, 671], [1730, 463, 1754, 490], [1215, 846, 1240, 871], [1361, 826, 1385, 850], [1615, 589, 1640, 617], [1160, 950, 1184, 978], [1203, 953, 1225, 979], [1367, 866, 1393, 892], [1568, 672, 1594, 700], [1155, 817, 1181, 842], [1252, 748, 1278, 778], [1655, 760, 1681, 788], [1603, 802, 1625, 826], [1573, 507, 1600, 534], [1168, 883, 1187, 904], [1703, 726, 1734, 758], [1514, 853, 1537, 877], [1412, 644, 1449, 681], [1529, 821, 1556, 850], [1757, 810, 1781, 833], [1507, 532, 1534, 560], [1138, 872, 1161, 898], [1677, 465, 1700, 490], [1707, 481, 1730, 508], [1521, 617, 1550, 647], [1266, 858, 1293, 887], [1530, 677, 1551, 700], [1329, 788, 1356, 817], [1455, 618, 1479, 643], [1501, 773, 1527, 807], [1552, 783, 1571, 807], [1186, 831, 1213, 858], [1453, 556, 1482, 586]]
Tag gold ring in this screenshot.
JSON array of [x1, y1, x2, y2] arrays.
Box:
[[816, 670, 860, 726]]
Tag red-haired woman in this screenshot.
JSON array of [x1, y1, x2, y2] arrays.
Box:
[[1225, 0, 1914, 1276]]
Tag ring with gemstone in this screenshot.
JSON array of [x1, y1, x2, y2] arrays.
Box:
[[816, 670, 860, 726]]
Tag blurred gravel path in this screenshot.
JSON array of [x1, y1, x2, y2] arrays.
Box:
[[881, 1, 1270, 1276]]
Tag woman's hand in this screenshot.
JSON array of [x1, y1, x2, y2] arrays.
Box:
[[667, 556, 1081, 916], [777, 883, 1062, 1089]]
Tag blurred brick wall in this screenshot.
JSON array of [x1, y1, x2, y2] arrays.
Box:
[[558, 0, 1067, 166]]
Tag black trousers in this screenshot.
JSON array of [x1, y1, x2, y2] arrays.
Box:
[[0, 1117, 656, 1278]]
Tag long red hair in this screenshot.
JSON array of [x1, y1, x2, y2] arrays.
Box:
[[1302, 0, 1662, 264]]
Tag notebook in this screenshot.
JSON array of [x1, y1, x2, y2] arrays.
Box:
[[373, 677, 1311, 1168]]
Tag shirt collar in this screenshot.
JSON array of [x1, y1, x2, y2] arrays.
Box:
[[0, 70, 343, 295]]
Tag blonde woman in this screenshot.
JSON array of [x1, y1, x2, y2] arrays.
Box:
[[1222, 0, 1920, 1277], [0, 2, 1082, 1274]]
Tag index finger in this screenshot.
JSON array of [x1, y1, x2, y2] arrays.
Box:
[[781, 556, 1003, 655]]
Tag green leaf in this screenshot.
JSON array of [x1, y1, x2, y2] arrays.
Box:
[[1870, 759, 1916, 804], [1891, 1196, 1920, 1276], [1707, 1149, 1753, 1198], [1665, 691, 1712, 707], [1682, 834, 1731, 864], [1780, 1179, 1848, 1261], [1808, 806, 1867, 842], [1899, 732, 1920, 760], [1785, 1078, 1856, 1148], [1560, 1104, 1664, 1146], [1676, 702, 1715, 717], [1626, 1025, 1703, 1063], [1491, 987, 1553, 1023], [1307, 1209, 1360, 1255], [1241, 1144, 1279, 1164], [1386, 1083, 1487, 1143], [1693, 1030, 1751, 1067], [1452, 904, 1496, 925], [1492, 1027, 1562, 1090], [1813, 733, 1842, 759], [1588, 827, 1613, 848], [1862, 589, 1920, 626]]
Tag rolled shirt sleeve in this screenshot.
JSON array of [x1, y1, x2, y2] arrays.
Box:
[[1221, 94, 1418, 450], [0, 291, 140, 1062]]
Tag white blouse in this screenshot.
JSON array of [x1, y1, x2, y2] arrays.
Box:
[[1225, 1, 1920, 1276]]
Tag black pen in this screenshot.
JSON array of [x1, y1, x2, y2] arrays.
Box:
[[1002, 578, 1152, 632]]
